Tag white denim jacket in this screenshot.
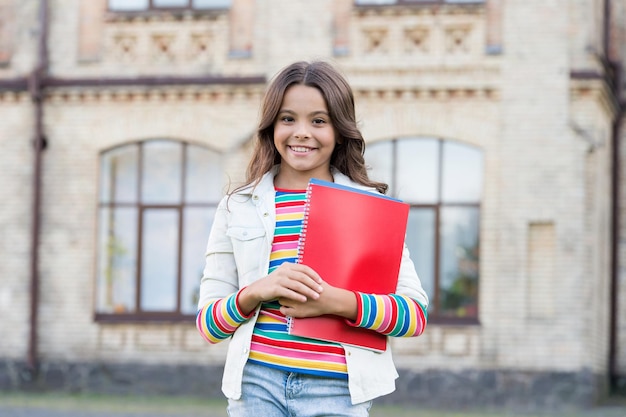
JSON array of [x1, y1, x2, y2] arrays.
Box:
[[198, 166, 429, 405]]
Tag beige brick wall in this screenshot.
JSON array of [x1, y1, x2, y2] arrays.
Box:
[[33, 86, 260, 362], [572, 84, 615, 374], [494, 0, 583, 372], [0, 0, 623, 383], [0, 93, 34, 359]]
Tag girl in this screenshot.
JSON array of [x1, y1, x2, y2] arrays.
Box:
[[196, 61, 428, 417]]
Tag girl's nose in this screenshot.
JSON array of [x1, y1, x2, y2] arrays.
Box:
[[295, 123, 311, 139]]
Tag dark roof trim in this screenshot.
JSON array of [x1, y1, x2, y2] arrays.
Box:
[[44, 75, 266, 88], [0, 75, 266, 92], [0, 78, 29, 92]]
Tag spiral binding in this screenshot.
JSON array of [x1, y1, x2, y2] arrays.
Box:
[[296, 182, 314, 265]]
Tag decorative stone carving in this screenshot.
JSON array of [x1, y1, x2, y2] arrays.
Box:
[[445, 25, 471, 54], [348, 3, 483, 66], [112, 33, 138, 62], [188, 32, 213, 62], [151, 33, 176, 63], [404, 26, 429, 54], [362, 27, 388, 54]]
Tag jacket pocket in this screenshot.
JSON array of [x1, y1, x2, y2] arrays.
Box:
[[226, 226, 267, 277]]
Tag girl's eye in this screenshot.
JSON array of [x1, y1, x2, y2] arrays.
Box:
[[280, 116, 294, 123], [312, 118, 326, 125]]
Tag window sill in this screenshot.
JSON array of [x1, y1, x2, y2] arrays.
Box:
[[428, 316, 481, 326], [355, 0, 485, 6], [94, 312, 195, 323], [354, 0, 485, 11]]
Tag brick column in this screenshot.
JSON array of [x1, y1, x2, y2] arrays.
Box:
[[332, 0, 352, 56], [77, 0, 106, 62], [0, 0, 15, 65], [607, 0, 626, 64], [229, 0, 255, 58], [486, 0, 503, 54]]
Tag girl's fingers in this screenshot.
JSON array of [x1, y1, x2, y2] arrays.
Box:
[[273, 264, 324, 292], [281, 280, 320, 301], [279, 263, 323, 284], [298, 264, 324, 284], [254, 263, 324, 302]]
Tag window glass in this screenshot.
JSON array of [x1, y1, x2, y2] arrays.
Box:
[[406, 207, 435, 303], [364, 141, 393, 191], [100, 145, 138, 204], [441, 141, 483, 202], [108, 0, 148, 11], [438, 206, 479, 317], [186, 145, 223, 203], [96, 207, 138, 313], [193, 0, 232, 8], [365, 137, 483, 320], [396, 138, 439, 203], [142, 140, 183, 204], [154, 0, 188, 7], [96, 140, 226, 319], [181, 206, 216, 314], [140, 209, 179, 311]]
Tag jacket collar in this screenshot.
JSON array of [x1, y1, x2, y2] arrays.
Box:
[[233, 165, 371, 196]]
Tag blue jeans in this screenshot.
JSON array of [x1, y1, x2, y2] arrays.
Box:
[[227, 361, 372, 417]]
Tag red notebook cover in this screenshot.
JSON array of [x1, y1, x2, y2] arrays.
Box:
[[288, 178, 409, 352]]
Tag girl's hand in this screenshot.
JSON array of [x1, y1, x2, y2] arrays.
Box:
[[278, 282, 357, 320], [238, 263, 324, 314]]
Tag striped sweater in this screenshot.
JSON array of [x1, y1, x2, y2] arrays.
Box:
[[196, 188, 427, 379]]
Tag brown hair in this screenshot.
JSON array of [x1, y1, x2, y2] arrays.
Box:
[[241, 61, 387, 194]]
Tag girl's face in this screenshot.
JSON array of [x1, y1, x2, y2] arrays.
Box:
[[273, 84, 337, 189]]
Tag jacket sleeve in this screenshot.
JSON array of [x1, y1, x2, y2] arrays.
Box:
[[396, 244, 429, 307], [195, 196, 252, 344]]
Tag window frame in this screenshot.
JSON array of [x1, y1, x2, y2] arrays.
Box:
[[366, 137, 482, 325], [354, 0, 485, 6], [107, 0, 232, 13], [94, 139, 222, 323]]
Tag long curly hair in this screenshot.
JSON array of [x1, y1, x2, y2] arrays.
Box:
[[242, 61, 387, 194]]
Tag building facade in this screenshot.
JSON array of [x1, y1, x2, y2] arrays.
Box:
[[0, 0, 625, 408]]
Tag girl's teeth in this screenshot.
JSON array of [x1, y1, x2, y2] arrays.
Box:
[[291, 146, 310, 152]]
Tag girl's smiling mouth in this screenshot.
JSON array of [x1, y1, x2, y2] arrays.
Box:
[[289, 145, 315, 153]]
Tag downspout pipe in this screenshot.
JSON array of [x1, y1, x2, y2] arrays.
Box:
[[604, 0, 624, 393], [27, 0, 49, 374], [609, 66, 623, 392]]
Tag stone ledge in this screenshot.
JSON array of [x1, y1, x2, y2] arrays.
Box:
[[0, 359, 611, 410]]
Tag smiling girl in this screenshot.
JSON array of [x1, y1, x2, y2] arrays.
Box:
[[196, 61, 428, 417]]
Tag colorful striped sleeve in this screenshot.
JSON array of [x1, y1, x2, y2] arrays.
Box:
[[349, 292, 428, 337], [196, 289, 254, 344]]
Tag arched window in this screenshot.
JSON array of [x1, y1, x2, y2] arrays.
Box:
[[365, 137, 483, 322], [95, 139, 223, 321]]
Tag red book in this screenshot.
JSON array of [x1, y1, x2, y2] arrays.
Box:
[[288, 178, 409, 351]]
